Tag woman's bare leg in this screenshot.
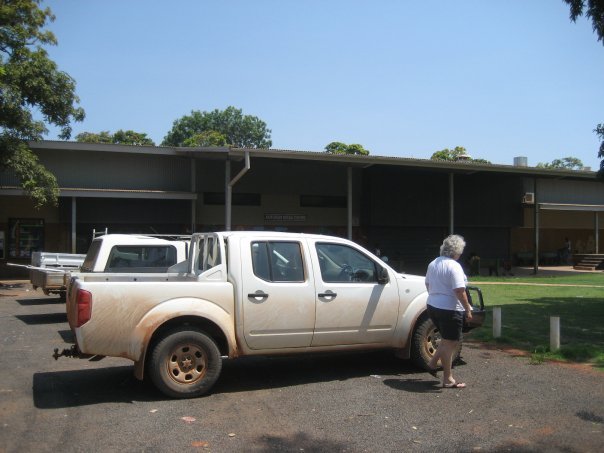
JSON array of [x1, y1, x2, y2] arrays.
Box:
[[429, 339, 459, 385]]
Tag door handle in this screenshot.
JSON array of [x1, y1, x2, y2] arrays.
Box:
[[248, 291, 269, 301], [318, 290, 337, 299]]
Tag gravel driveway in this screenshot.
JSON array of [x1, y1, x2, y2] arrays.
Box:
[[0, 283, 602, 452]]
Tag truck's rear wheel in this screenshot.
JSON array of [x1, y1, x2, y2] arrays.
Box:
[[149, 328, 222, 398], [411, 315, 462, 369]]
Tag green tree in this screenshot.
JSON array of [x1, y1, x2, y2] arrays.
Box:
[[536, 156, 584, 169], [75, 131, 112, 144], [0, 0, 84, 207], [76, 130, 155, 146], [324, 142, 370, 155], [430, 146, 491, 163], [112, 130, 155, 146], [595, 123, 604, 177], [431, 146, 469, 161], [162, 106, 272, 148], [564, 0, 604, 44], [182, 130, 228, 147], [563, 1, 604, 177]]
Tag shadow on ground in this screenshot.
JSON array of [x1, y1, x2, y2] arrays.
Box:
[[15, 312, 67, 325], [34, 350, 453, 408], [16, 297, 63, 306]]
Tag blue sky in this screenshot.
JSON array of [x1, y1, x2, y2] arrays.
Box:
[[44, 0, 604, 170]]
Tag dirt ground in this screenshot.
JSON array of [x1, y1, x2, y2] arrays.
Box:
[[0, 281, 602, 452]]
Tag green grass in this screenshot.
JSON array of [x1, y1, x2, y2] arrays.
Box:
[[464, 278, 604, 369], [469, 273, 604, 286]]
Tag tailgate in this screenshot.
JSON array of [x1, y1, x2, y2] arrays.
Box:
[[31, 269, 66, 289]]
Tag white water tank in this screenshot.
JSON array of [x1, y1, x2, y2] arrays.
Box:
[[514, 156, 528, 167]]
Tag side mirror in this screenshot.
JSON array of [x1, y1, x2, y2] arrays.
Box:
[[377, 266, 389, 284]]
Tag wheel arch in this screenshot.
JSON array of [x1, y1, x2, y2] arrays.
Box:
[[149, 316, 229, 356], [132, 298, 236, 380], [393, 291, 429, 358]]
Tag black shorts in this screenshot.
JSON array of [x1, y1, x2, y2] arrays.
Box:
[[427, 305, 464, 341]]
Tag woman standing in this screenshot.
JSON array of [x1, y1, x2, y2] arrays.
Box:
[[425, 235, 473, 388]]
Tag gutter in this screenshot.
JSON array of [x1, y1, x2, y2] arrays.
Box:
[[226, 150, 251, 231]]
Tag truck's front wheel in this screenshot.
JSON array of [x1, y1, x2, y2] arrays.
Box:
[[411, 315, 462, 369], [149, 328, 222, 398]]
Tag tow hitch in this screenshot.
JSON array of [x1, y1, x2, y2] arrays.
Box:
[[53, 345, 103, 361]]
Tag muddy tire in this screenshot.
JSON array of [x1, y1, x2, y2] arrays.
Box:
[[148, 328, 222, 398], [411, 315, 462, 369]]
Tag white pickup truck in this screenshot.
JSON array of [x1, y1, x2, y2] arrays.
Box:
[[23, 234, 189, 298], [59, 231, 484, 398]]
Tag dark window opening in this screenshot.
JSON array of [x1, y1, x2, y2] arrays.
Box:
[[300, 195, 346, 208], [204, 192, 261, 206]]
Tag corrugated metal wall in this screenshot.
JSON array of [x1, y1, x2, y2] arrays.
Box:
[[524, 178, 604, 205], [36, 149, 192, 191]]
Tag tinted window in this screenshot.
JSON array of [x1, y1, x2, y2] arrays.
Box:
[[105, 245, 177, 272], [251, 241, 304, 282], [316, 243, 377, 283]]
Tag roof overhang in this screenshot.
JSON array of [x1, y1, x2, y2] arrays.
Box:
[[0, 186, 196, 200], [27, 140, 599, 180], [539, 203, 604, 212]]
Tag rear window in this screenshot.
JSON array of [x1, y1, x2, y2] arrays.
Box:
[[195, 236, 222, 273], [104, 245, 178, 272]]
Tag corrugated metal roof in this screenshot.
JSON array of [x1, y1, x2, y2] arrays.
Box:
[[28, 140, 598, 180]]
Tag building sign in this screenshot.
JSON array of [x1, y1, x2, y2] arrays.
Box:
[[264, 213, 306, 222]]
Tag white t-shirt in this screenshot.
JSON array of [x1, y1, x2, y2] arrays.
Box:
[[425, 256, 467, 311]]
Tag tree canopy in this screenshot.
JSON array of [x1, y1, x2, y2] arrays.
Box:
[[536, 156, 585, 169], [324, 142, 370, 155], [563, 1, 604, 177], [430, 146, 491, 163], [76, 130, 155, 146], [0, 0, 84, 207], [162, 106, 272, 148], [564, 0, 604, 44], [182, 130, 228, 147], [595, 123, 604, 176]]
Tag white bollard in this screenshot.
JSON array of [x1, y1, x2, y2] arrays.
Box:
[[550, 316, 560, 351], [493, 307, 501, 338]]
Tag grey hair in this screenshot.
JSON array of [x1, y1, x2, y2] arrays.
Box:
[[440, 234, 466, 258]]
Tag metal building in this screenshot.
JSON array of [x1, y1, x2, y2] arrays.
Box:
[[0, 141, 602, 277]]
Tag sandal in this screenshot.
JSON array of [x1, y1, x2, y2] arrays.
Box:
[[443, 381, 466, 389]]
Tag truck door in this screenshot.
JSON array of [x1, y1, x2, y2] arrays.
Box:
[[240, 239, 316, 349], [311, 241, 399, 346]]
